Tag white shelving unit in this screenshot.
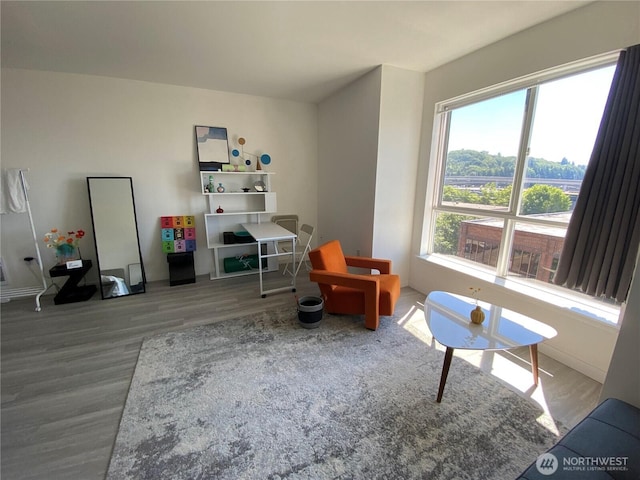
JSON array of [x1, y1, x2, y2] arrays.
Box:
[[200, 171, 278, 279]]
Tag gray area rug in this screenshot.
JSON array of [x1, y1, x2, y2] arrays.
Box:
[[107, 307, 564, 480]]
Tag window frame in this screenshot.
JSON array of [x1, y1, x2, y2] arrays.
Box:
[[424, 52, 619, 289]]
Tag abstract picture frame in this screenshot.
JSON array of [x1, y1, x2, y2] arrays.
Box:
[[195, 126, 231, 171]]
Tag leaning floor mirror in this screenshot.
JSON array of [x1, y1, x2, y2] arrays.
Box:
[[87, 177, 146, 299]]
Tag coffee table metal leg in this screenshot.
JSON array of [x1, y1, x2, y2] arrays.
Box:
[[436, 347, 454, 403], [530, 343, 539, 385]]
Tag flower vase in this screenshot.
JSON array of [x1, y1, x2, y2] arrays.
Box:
[[56, 244, 78, 265], [470, 305, 485, 324]]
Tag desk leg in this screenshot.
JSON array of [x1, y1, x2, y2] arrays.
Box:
[[436, 347, 454, 403], [290, 236, 296, 291], [257, 241, 266, 298], [530, 344, 539, 386]]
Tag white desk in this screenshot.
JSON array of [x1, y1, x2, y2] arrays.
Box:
[[424, 291, 557, 402], [241, 222, 297, 297]]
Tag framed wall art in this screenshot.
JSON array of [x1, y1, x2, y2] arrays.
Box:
[[195, 126, 230, 171]]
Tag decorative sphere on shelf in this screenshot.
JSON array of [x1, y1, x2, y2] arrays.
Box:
[[260, 153, 271, 165]]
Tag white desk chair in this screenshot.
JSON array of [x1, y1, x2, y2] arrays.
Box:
[[271, 214, 298, 235], [283, 224, 314, 277], [271, 214, 298, 253]]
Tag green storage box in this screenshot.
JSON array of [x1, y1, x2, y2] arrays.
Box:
[[223, 254, 267, 273]]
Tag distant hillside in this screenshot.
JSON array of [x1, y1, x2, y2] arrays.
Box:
[[446, 149, 587, 180]]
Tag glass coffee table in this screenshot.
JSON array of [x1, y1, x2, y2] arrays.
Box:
[[424, 291, 557, 403]]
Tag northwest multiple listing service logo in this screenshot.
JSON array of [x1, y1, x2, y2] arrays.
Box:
[[536, 453, 559, 475], [536, 452, 629, 475]]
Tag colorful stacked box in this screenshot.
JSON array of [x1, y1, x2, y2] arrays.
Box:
[[161, 216, 196, 253]]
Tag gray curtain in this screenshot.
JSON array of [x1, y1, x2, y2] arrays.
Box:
[[554, 44, 640, 303]]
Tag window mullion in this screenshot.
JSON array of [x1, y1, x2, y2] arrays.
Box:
[[496, 218, 514, 276], [425, 110, 452, 253], [510, 87, 538, 215], [434, 110, 452, 208], [499, 87, 536, 276]]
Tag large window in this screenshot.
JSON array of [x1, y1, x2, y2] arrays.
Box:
[[427, 60, 617, 301]]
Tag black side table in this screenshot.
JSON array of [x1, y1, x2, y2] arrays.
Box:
[[49, 259, 97, 305]]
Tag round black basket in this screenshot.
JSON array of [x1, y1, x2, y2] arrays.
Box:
[[297, 296, 324, 329]]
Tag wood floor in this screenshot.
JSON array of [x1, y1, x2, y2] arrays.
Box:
[[1, 270, 602, 480]]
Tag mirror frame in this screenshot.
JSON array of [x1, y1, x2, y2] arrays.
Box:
[[87, 176, 146, 299]]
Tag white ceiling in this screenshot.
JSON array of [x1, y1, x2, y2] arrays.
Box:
[[1, 1, 591, 103]]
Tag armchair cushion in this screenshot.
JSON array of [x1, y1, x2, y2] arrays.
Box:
[[326, 275, 399, 315], [310, 238, 348, 273]]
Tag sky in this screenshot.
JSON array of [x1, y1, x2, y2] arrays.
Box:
[[447, 65, 615, 166]]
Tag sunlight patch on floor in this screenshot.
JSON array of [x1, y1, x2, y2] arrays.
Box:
[[453, 348, 561, 435], [397, 304, 434, 347]]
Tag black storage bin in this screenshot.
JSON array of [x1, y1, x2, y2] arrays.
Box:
[[223, 232, 236, 244], [167, 251, 196, 286]]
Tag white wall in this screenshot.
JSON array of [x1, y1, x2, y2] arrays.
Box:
[[317, 66, 424, 285], [317, 67, 381, 257], [374, 66, 424, 281], [1, 69, 318, 286], [600, 258, 640, 407], [410, 1, 640, 382]]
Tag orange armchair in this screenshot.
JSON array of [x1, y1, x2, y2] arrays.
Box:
[[308, 240, 400, 330]]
